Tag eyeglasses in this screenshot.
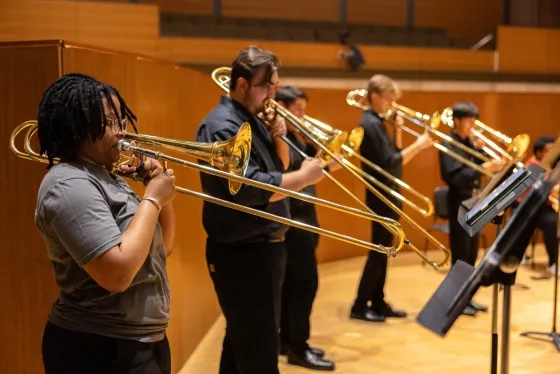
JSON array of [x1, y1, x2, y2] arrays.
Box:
[[106, 117, 128, 133]]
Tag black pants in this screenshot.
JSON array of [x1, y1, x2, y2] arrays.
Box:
[[42, 321, 171, 374], [206, 239, 286, 374], [352, 200, 399, 313], [448, 191, 479, 267], [536, 205, 559, 267], [279, 225, 319, 354]]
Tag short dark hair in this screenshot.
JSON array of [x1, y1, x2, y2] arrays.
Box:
[[37, 73, 137, 168], [452, 102, 479, 119], [230, 45, 280, 91], [274, 85, 308, 106], [533, 135, 555, 154]]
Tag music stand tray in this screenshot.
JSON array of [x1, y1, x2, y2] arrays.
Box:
[[458, 163, 545, 237]]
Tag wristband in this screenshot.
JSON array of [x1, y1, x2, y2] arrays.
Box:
[[142, 197, 162, 213]]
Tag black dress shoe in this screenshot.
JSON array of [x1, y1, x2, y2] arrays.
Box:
[[310, 347, 325, 357], [287, 349, 335, 371], [378, 304, 407, 318], [470, 300, 488, 312], [462, 305, 478, 316], [350, 309, 386, 322], [280, 345, 325, 357]]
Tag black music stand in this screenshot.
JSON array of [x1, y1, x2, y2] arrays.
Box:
[[416, 164, 558, 374], [458, 163, 544, 237]]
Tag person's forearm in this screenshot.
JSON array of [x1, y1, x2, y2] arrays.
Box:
[[275, 138, 290, 170], [395, 129, 403, 149], [111, 200, 161, 290], [269, 169, 309, 202], [159, 203, 176, 256], [401, 142, 423, 165]]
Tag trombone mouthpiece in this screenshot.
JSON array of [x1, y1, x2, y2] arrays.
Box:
[[117, 139, 134, 152]]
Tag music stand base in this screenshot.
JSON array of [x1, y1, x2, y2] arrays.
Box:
[[519, 331, 560, 352]]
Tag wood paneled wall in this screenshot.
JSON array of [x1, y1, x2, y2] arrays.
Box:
[[0, 0, 160, 56], [346, 0, 407, 26], [141, 0, 213, 14], [3, 2, 560, 76], [0, 42, 62, 374], [222, 0, 338, 22], [497, 26, 560, 74], [158, 37, 496, 72], [24, 0, 502, 43], [538, 0, 560, 28], [414, 0, 503, 44]]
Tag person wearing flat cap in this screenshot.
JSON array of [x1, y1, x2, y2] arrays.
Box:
[[439, 101, 505, 317]]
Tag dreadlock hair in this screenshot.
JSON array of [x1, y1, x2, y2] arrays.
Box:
[[37, 73, 138, 168]]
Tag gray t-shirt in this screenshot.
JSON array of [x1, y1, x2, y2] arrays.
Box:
[[35, 162, 170, 342]]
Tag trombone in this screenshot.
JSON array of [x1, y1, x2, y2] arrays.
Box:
[[10, 120, 405, 255], [436, 107, 529, 169], [346, 89, 530, 177], [212, 67, 449, 269]]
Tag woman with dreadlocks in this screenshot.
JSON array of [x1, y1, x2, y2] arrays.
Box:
[[34, 73, 177, 373]]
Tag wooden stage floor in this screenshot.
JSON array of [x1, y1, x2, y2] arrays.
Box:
[[180, 248, 559, 374]]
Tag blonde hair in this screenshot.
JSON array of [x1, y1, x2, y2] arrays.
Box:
[[366, 74, 401, 103]]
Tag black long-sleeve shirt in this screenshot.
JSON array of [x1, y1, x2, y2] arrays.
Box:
[[359, 109, 403, 210], [439, 131, 484, 197], [195, 95, 290, 243], [285, 130, 319, 224]]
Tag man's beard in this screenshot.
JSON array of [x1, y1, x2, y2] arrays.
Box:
[[245, 92, 267, 115], [254, 99, 267, 116]]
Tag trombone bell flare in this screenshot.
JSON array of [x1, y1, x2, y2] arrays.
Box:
[[124, 124, 252, 195], [345, 127, 365, 156], [10, 120, 406, 255]]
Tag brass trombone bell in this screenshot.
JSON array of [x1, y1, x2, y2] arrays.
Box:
[[345, 127, 365, 156], [11, 120, 406, 255], [123, 131, 252, 195], [303, 115, 364, 158]]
